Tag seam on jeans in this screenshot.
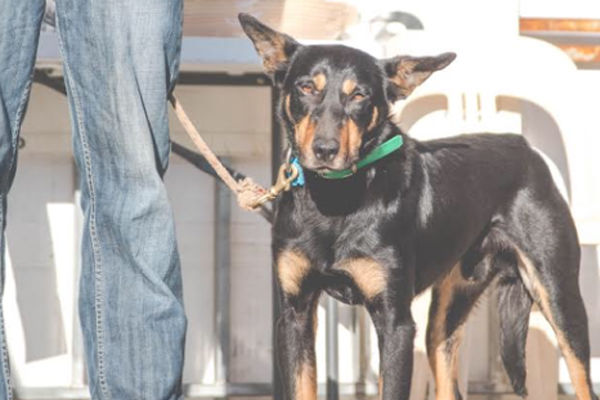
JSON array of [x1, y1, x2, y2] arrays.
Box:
[[55, 17, 111, 400], [0, 201, 12, 400], [8, 76, 34, 177], [0, 301, 12, 400], [0, 56, 35, 400]]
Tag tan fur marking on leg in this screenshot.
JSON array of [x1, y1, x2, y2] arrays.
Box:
[[561, 349, 593, 400], [296, 361, 317, 400], [367, 106, 379, 131], [428, 264, 467, 400], [342, 79, 357, 95], [378, 375, 383, 400], [516, 250, 593, 400], [337, 258, 387, 300], [277, 250, 311, 296], [313, 73, 327, 91], [312, 298, 319, 339]]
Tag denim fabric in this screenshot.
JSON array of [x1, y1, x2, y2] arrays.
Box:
[[0, 1, 186, 399]]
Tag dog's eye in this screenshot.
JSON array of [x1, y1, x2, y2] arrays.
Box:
[[298, 82, 317, 96]]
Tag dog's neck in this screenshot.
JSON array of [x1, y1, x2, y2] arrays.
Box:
[[289, 122, 411, 217]]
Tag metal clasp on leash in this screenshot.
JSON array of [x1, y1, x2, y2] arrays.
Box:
[[250, 149, 298, 207], [252, 163, 299, 207]]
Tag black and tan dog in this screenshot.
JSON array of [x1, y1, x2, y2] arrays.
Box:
[[239, 13, 598, 400]]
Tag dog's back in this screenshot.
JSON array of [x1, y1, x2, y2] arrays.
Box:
[[413, 133, 533, 289]]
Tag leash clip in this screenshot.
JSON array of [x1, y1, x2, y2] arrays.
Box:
[[252, 163, 299, 207]]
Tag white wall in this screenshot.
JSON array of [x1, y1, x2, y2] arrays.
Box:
[[4, 82, 277, 389]]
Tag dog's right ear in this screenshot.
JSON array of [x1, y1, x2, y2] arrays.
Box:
[[381, 52, 456, 102], [239, 13, 301, 84]]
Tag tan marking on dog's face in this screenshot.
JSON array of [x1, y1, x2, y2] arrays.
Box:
[[337, 119, 361, 165], [342, 79, 357, 95], [427, 264, 467, 400], [285, 94, 293, 121], [277, 250, 311, 296], [337, 258, 387, 300], [367, 106, 379, 131], [295, 115, 317, 161], [516, 250, 594, 400], [295, 360, 317, 400], [313, 73, 327, 91]]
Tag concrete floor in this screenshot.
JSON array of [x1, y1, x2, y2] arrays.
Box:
[[41, 397, 576, 400], [39, 394, 579, 400], [182, 395, 577, 400], [469, 395, 575, 400]]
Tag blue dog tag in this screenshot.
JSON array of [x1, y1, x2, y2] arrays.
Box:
[[289, 157, 305, 187]]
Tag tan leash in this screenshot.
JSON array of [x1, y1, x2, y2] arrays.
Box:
[[169, 94, 297, 219]]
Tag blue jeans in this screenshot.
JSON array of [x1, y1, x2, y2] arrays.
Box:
[[0, 1, 186, 399]]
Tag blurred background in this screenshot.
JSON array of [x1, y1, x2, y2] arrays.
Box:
[[7, 0, 599, 399]]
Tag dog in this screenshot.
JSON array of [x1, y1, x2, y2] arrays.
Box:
[[239, 13, 598, 400]]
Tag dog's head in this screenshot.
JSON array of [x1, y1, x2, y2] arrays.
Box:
[[239, 13, 455, 173]]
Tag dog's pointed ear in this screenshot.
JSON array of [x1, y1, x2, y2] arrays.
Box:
[[239, 13, 301, 84], [381, 52, 456, 101]]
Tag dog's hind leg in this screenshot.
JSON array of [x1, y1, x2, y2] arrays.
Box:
[[504, 145, 598, 400], [515, 248, 598, 400], [426, 262, 491, 400]]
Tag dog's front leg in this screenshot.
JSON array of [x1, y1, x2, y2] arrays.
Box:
[[275, 249, 320, 400], [368, 300, 416, 400], [276, 292, 320, 400]]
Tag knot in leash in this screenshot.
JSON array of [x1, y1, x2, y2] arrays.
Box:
[[169, 94, 299, 219]]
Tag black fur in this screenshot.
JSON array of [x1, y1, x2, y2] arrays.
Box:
[[498, 274, 533, 396], [239, 13, 598, 400]]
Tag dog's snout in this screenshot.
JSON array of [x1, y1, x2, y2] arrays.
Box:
[[312, 138, 339, 162]]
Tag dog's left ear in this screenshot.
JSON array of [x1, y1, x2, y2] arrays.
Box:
[[381, 52, 456, 101], [239, 13, 301, 84]]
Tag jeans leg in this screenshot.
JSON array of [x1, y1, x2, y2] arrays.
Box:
[[0, 1, 45, 399], [54, 1, 185, 399]]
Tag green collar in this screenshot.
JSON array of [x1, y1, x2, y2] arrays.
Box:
[[319, 135, 404, 179]]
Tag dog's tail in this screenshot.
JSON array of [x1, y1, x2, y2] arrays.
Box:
[[496, 271, 533, 397]]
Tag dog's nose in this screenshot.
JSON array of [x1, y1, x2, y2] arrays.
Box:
[[312, 138, 339, 162]]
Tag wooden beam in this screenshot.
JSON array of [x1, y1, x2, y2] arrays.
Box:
[[520, 18, 600, 67], [556, 44, 600, 64], [183, 0, 358, 39], [520, 18, 600, 33]]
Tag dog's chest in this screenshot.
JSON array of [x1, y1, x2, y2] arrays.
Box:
[[314, 216, 393, 303]]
